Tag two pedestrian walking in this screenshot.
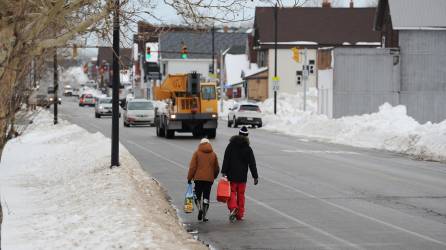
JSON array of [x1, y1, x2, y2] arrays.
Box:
[[186, 126, 258, 222]]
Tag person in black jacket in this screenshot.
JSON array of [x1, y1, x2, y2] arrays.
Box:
[[221, 126, 258, 222]]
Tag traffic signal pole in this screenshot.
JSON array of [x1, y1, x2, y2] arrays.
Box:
[[274, 3, 278, 115], [53, 47, 58, 125], [111, 0, 120, 168]]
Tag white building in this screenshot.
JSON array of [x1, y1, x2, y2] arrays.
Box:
[[252, 5, 381, 105], [158, 31, 248, 81]]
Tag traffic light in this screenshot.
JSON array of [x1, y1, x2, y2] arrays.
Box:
[[181, 45, 188, 59], [146, 47, 151, 60], [292, 47, 300, 62]]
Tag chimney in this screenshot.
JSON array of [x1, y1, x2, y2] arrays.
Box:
[[322, 0, 331, 8], [350, 0, 354, 8]]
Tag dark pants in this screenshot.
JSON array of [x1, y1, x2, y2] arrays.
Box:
[[194, 181, 212, 203]]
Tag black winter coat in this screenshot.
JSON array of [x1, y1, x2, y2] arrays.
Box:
[[221, 135, 258, 183]]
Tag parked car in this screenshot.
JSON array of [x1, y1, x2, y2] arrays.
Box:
[[63, 85, 73, 96], [227, 103, 263, 128], [123, 99, 155, 127], [95, 97, 120, 118], [79, 93, 96, 107], [36, 94, 49, 107]]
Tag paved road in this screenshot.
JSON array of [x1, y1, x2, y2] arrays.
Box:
[[59, 97, 446, 250]]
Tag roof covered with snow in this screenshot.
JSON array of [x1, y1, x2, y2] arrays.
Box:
[[375, 0, 446, 30], [224, 54, 250, 86], [244, 67, 268, 79], [254, 7, 381, 47], [159, 32, 247, 59]]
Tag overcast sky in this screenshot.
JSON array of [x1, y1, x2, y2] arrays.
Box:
[[149, 0, 378, 24], [79, 0, 378, 56]]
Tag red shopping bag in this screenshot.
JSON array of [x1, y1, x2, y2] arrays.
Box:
[[216, 178, 231, 202]]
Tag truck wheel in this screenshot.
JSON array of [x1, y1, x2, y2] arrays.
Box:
[[207, 129, 216, 139], [192, 131, 200, 138], [165, 126, 174, 139], [95, 113, 100, 118]]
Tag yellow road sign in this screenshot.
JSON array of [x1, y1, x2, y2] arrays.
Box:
[[272, 76, 280, 81]]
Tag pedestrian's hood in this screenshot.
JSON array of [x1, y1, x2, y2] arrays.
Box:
[[230, 135, 250, 145], [198, 143, 213, 153]]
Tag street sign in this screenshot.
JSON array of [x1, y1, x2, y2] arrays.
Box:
[[272, 80, 280, 91], [303, 67, 309, 80]]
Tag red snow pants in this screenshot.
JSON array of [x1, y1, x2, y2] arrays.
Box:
[[227, 182, 247, 219]]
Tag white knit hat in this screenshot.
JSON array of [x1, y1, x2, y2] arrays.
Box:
[[200, 138, 210, 144]]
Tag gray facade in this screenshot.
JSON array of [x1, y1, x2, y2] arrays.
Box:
[[399, 30, 446, 123], [333, 48, 400, 118], [159, 32, 247, 59]]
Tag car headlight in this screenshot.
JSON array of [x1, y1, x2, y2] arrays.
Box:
[[99, 105, 104, 109], [49, 97, 53, 101], [212, 114, 217, 118], [170, 114, 176, 119]]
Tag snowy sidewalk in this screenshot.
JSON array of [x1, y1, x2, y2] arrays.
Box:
[[0, 111, 206, 250]]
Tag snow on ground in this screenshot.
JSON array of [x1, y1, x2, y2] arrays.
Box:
[[220, 92, 446, 163], [0, 111, 206, 250]]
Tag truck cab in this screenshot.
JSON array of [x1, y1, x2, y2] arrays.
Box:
[[153, 73, 218, 139]]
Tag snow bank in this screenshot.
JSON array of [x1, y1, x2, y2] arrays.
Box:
[[0, 111, 206, 250], [262, 102, 446, 162], [219, 93, 446, 162]]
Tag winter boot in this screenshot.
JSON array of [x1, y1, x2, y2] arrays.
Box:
[[195, 198, 203, 221], [202, 199, 209, 222], [229, 208, 238, 223]]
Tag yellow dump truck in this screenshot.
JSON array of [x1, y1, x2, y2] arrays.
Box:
[[153, 72, 218, 139]]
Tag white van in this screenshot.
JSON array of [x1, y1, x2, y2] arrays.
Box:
[[123, 99, 155, 127]]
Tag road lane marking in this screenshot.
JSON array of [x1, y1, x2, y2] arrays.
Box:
[[281, 149, 360, 155], [246, 196, 363, 250], [125, 139, 363, 249], [146, 137, 446, 247], [126, 140, 186, 170], [258, 172, 446, 247]]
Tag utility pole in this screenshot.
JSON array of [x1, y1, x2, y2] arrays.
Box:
[[303, 48, 308, 111], [111, 0, 120, 168], [211, 25, 215, 75], [53, 47, 58, 125], [219, 49, 224, 113], [273, 3, 278, 115]]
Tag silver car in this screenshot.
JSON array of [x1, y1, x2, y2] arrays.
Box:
[[95, 97, 113, 118], [123, 99, 155, 127]]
